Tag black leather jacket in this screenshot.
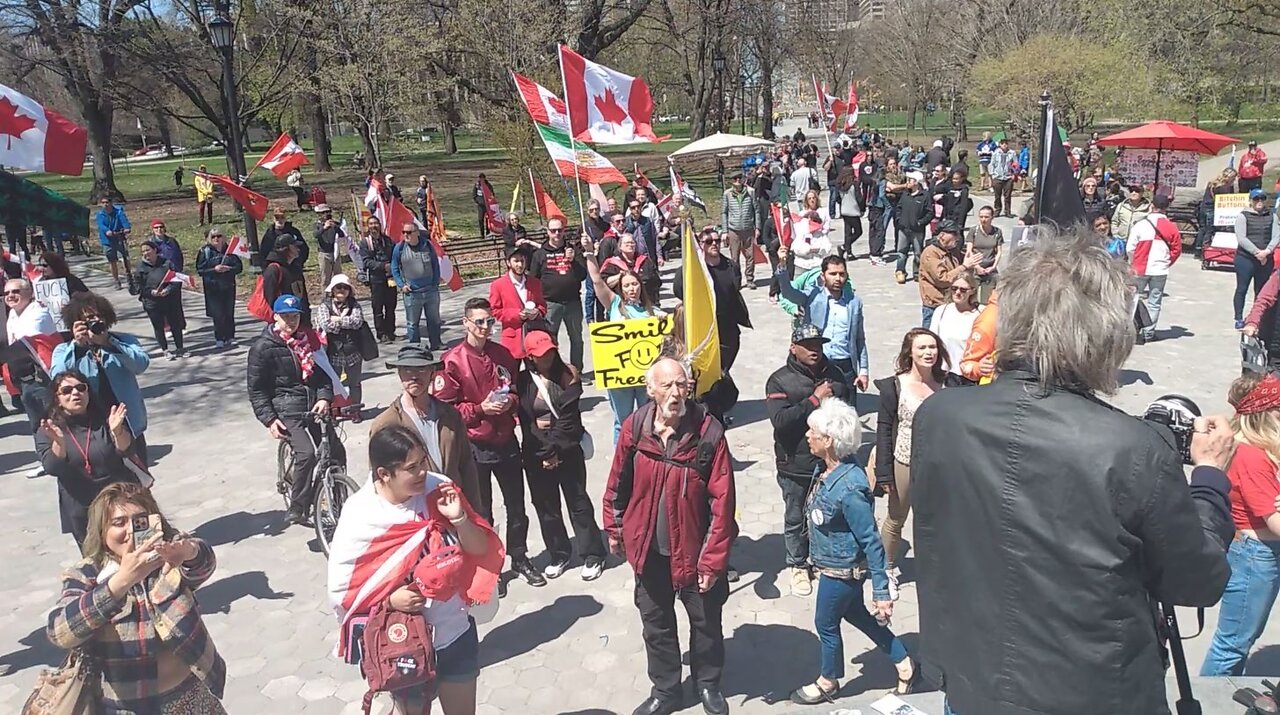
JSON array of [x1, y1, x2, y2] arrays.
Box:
[[246, 325, 334, 426], [766, 355, 851, 480], [912, 370, 1232, 715]]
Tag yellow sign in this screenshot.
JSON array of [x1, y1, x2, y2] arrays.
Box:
[[589, 315, 675, 390]]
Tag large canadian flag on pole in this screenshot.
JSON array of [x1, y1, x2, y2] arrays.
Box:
[[844, 81, 860, 132], [0, 83, 87, 176], [559, 46, 665, 144], [252, 132, 308, 179], [511, 71, 570, 133]]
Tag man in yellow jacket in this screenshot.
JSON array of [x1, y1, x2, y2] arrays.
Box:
[[194, 165, 215, 226]]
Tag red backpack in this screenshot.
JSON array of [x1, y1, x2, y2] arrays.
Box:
[[359, 603, 436, 713]]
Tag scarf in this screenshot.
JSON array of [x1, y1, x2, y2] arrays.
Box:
[[277, 325, 317, 380], [1236, 373, 1280, 415]]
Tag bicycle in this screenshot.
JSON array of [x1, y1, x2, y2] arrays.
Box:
[[276, 403, 363, 556]]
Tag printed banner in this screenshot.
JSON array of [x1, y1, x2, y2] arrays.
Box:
[[588, 315, 675, 390], [34, 277, 69, 331], [1213, 192, 1251, 228], [1116, 149, 1200, 189]]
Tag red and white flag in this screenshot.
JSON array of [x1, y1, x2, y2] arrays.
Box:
[[587, 183, 611, 209], [194, 172, 269, 221], [0, 83, 87, 176], [161, 269, 196, 288], [528, 170, 567, 223], [375, 195, 464, 291], [812, 76, 847, 132], [252, 132, 309, 179], [559, 46, 666, 144], [844, 81, 860, 133], [634, 168, 670, 209], [511, 71, 570, 132], [225, 235, 252, 259], [478, 180, 505, 234]]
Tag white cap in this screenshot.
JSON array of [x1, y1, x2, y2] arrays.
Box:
[[326, 273, 354, 292], [905, 171, 925, 182]]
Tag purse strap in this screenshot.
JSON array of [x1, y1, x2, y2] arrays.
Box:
[[530, 373, 560, 420]]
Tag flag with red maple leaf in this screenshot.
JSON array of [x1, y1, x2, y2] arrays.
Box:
[[559, 46, 667, 144], [0, 83, 87, 176]]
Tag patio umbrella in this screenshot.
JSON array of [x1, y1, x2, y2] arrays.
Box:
[[1097, 120, 1238, 188], [667, 132, 775, 160]]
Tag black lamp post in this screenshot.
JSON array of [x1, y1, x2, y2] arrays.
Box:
[[712, 50, 726, 134], [208, 12, 260, 269]]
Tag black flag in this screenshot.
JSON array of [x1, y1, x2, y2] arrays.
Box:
[[1035, 105, 1086, 230]]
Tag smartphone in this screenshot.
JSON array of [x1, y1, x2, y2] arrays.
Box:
[[131, 513, 162, 548]]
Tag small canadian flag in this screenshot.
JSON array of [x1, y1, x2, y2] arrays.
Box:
[[162, 269, 195, 288], [225, 235, 252, 259]]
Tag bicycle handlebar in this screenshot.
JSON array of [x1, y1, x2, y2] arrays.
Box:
[[276, 403, 365, 423]]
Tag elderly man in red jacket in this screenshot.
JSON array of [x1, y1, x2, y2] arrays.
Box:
[[604, 357, 737, 715]]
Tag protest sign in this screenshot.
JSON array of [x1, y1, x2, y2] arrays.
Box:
[[34, 277, 69, 331], [1116, 149, 1199, 189], [1213, 192, 1251, 228], [588, 315, 675, 390]]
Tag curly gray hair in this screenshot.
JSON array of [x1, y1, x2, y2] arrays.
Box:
[[806, 397, 862, 460]]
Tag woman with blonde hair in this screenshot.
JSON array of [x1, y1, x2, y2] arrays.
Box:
[[1201, 371, 1280, 675], [928, 271, 984, 381], [793, 189, 833, 272], [46, 482, 225, 712]]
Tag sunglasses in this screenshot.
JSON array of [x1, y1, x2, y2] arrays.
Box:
[[402, 230, 416, 234], [3, 289, 24, 296], [611, 218, 624, 223], [210, 234, 223, 239], [952, 286, 974, 294], [58, 383, 89, 396], [468, 317, 495, 328], [700, 238, 718, 246], [548, 228, 563, 233]]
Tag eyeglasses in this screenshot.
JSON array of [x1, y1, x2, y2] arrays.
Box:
[[952, 286, 974, 294], [209, 234, 223, 239], [402, 230, 416, 235], [548, 228, 563, 233], [468, 316, 495, 328], [58, 383, 89, 396], [3, 289, 24, 296], [700, 238, 718, 246]]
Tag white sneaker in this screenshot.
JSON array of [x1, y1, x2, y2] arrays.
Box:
[[580, 557, 604, 581], [25, 465, 45, 479], [543, 558, 570, 579], [887, 566, 901, 601], [791, 566, 813, 597], [214, 340, 225, 349]]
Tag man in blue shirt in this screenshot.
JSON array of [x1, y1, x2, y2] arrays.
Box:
[[976, 131, 996, 192], [390, 223, 444, 350], [774, 253, 869, 390], [95, 197, 133, 290]]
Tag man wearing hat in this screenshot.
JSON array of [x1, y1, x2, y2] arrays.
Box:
[[1233, 189, 1280, 330], [370, 345, 481, 509], [766, 324, 852, 597], [893, 171, 932, 284], [262, 233, 310, 324], [1240, 140, 1269, 193], [488, 244, 546, 359], [919, 220, 982, 328], [312, 203, 345, 289]]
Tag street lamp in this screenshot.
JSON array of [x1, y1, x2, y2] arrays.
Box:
[[712, 49, 726, 134], [208, 11, 260, 269]]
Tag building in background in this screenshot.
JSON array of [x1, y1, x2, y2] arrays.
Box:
[[859, 0, 885, 21], [786, 0, 859, 31]]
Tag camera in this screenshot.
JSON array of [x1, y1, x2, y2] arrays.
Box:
[[1143, 394, 1201, 465], [88, 319, 108, 335]]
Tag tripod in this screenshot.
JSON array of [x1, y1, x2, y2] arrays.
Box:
[[1163, 603, 1201, 715]]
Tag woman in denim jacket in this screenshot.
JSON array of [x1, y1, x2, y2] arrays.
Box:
[[790, 397, 921, 705]]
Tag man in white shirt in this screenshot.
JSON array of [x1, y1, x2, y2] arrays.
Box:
[[789, 157, 818, 200]]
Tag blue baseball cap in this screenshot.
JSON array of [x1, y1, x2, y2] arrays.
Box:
[[1250, 188, 1267, 201], [272, 294, 304, 315]]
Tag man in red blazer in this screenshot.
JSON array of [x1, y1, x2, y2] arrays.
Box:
[[488, 245, 547, 359]]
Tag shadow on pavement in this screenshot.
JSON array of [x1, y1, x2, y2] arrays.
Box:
[[840, 631, 928, 699], [0, 626, 62, 676], [722, 622, 820, 706], [1120, 368, 1154, 387], [1247, 645, 1280, 676], [193, 510, 291, 547], [726, 533, 785, 601], [478, 594, 603, 669], [196, 571, 294, 615]]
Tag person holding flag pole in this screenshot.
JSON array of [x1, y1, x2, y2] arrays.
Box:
[[195, 227, 244, 349]]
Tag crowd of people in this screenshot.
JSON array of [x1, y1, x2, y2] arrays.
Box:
[[0, 121, 1277, 715]]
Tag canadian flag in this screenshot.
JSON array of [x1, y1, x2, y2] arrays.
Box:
[[252, 132, 309, 179], [225, 235, 252, 259], [511, 71, 570, 133], [528, 170, 567, 223], [844, 82, 860, 133], [633, 168, 670, 209], [375, 195, 463, 291], [559, 46, 665, 144], [0, 83, 87, 176], [478, 180, 505, 234], [812, 77, 847, 132], [162, 269, 196, 288], [194, 172, 269, 221]]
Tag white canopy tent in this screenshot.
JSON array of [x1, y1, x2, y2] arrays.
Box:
[[667, 132, 775, 161]]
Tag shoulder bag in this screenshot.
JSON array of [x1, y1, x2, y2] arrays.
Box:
[[21, 649, 102, 715]]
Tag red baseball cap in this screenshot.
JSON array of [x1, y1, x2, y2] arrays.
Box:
[[150, 220, 165, 228], [524, 331, 557, 358]]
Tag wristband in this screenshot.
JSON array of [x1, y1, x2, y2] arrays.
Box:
[[449, 513, 468, 525]]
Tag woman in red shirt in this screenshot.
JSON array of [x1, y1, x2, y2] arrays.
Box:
[[1201, 372, 1280, 676]]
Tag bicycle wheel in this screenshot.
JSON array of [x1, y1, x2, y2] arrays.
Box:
[[276, 440, 295, 511], [314, 467, 359, 557]]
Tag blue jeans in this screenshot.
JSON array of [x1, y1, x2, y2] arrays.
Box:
[[607, 386, 648, 443], [1201, 535, 1280, 676], [921, 305, 936, 328], [545, 300, 585, 370], [814, 574, 908, 681], [1234, 252, 1272, 322], [403, 289, 442, 347], [1133, 274, 1167, 337], [828, 186, 841, 218], [583, 276, 596, 322]]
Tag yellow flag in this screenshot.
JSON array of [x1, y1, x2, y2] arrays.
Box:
[[509, 183, 521, 215], [682, 224, 722, 396]]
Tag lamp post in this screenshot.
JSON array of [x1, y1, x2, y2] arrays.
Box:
[[208, 11, 260, 269], [712, 49, 726, 134]]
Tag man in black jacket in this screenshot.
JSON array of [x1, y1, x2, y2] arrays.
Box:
[[912, 229, 1235, 715], [261, 235, 309, 326], [360, 216, 397, 342], [765, 324, 851, 597], [530, 218, 587, 372], [260, 207, 306, 264], [673, 227, 752, 372], [893, 172, 930, 284]]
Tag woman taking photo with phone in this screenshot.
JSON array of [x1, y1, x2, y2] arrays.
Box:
[[35, 370, 142, 547], [328, 425, 503, 715], [46, 482, 224, 712]]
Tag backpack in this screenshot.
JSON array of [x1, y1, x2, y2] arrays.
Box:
[[358, 603, 436, 714], [626, 401, 724, 480]]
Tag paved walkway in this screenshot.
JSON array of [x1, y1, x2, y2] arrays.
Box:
[[0, 197, 1275, 714]]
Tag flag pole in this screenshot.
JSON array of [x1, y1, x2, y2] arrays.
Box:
[[1033, 90, 1050, 225], [811, 75, 836, 169], [528, 168, 542, 227], [558, 44, 588, 231]]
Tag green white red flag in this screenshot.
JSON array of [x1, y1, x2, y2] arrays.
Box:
[[535, 124, 626, 185]]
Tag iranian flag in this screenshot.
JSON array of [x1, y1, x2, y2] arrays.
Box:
[[194, 172, 269, 221], [844, 81, 860, 132], [528, 170, 567, 223], [559, 46, 665, 144], [252, 132, 308, 179], [0, 83, 87, 176], [536, 124, 626, 185], [511, 71, 569, 132], [161, 269, 196, 288]]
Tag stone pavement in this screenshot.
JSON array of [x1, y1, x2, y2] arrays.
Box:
[[1, 199, 1277, 715]]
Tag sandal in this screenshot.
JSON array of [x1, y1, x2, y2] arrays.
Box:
[[790, 679, 838, 705], [895, 660, 923, 695]]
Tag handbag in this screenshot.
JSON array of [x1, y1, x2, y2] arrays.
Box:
[[356, 322, 379, 361], [22, 649, 103, 715], [246, 274, 275, 322], [529, 372, 593, 460]]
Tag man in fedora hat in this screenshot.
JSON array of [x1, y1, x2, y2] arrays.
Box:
[[370, 344, 481, 509]]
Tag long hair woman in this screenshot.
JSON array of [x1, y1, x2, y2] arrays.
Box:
[[873, 328, 959, 597], [35, 370, 142, 547], [38, 250, 89, 295], [516, 330, 607, 581], [791, 397, 920, 704], [328, 425, 503, 715], [598, 232, 661, 307], [46, 482, 225, 712], [836, 166, 865, 261], [928, 271, 983, 381], [583, 232, 666, 441], [1201, 372, 1280, 676]]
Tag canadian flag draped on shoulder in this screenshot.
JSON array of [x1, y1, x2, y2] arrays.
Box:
[[559, 46, 666, 144], [372, 193, 464, 291]]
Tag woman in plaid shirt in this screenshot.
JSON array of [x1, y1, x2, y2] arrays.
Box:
[[46, 483, 226, 714]]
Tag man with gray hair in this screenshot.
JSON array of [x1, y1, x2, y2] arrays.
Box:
[[910, 227, 1236, 715], [603, 357, 736, 715]]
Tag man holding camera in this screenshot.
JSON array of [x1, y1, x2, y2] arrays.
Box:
[[911, 229, 1234, 715]]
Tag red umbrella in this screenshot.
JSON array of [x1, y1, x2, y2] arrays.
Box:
[[1096, 120, 1238, 154]]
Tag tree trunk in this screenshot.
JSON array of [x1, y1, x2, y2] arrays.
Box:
[[441, 93, 461, 155], [85, 110, 121, 202], [357, 122, 379, 167], [907, 103, 918, 130], [760, 32, 775, 140], [153, 110, 174, 157], [442, 122, 457, 155], [309, 101, 332, 172]]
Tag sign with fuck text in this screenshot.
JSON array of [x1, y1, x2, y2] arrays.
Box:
[[588, 316, 675, 390]]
